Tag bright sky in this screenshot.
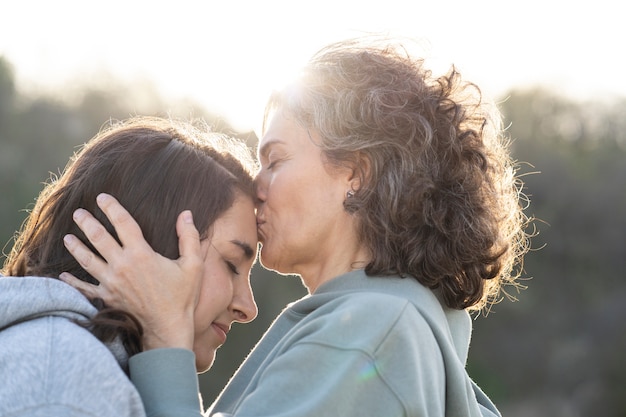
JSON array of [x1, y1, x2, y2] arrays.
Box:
[[1, 0, 623, 132]]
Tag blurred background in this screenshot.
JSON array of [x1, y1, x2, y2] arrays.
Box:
[[1, 1, 625, 416]]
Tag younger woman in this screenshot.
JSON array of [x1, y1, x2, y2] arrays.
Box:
[[0, 116, 259, 416]]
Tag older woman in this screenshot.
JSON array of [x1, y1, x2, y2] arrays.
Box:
[[63, 37, 531, 417]]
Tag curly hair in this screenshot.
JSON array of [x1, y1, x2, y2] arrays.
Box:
[[3, 116, 257, 356], [265, 37, 531, 311]]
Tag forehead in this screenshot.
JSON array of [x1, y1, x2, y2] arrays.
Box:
[[211, 195, 258, 254], [258, 113, 308, 157]]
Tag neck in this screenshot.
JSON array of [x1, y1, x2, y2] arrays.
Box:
[[298, 246, 370, 294]]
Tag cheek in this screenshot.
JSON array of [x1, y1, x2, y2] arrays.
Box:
[[192, 273, 230, 372], [275, 164, 338, 208], [268, 168, 310, 202], [193, 272, 231, 328], [268, 178, 310, 224]]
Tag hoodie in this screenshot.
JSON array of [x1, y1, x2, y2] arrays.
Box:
[[130, 269, 501, 417], [0, 276, 146, 417]]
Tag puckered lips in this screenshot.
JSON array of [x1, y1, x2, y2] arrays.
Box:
[[256, 217, 267, 242]]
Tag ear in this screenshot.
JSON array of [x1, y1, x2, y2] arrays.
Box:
[[348, 152, 371, 193]]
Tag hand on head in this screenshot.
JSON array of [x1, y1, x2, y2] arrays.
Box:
[[61, 193, 203, 351]]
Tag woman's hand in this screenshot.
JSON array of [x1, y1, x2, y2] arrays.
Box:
[[60, 193, 203, 352]]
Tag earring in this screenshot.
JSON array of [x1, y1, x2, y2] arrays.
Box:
[[346, 190, 355, 199]]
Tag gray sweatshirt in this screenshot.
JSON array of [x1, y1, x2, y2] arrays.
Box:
[[0, 276, 146, 417]]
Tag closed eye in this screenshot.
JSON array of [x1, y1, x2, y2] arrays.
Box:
[[226, 261, 240, 275], [266, 159, 279, 170]]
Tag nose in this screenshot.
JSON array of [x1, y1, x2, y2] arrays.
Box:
[[231, 279, 258, 323], [253, 171, 266, 206]]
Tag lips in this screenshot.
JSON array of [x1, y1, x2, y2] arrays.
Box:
[[211, 323, 230, 344], [256, 218, 266, 241]]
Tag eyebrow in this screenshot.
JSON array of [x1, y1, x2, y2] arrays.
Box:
[[230, 240, 255, 259], [258, 139, 284, 160]]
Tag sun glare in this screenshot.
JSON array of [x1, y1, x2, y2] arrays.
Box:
[[1, 0, 623, 134]]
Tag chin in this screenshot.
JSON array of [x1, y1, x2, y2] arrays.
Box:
[[259, 247, 282, 274], [195, 352, 216, 374]]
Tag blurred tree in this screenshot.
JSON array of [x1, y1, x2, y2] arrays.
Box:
[[467, 88, 626, 417], [0, 56, 15, 125]]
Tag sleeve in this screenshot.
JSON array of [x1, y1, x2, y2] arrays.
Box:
[[129, 348, 204, 417]]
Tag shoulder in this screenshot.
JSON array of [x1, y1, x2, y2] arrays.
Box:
[[313, 274, 445, 324], [294, 283, 439, 352], [0, 316, 145, 417], [325, 290, 425, 332]]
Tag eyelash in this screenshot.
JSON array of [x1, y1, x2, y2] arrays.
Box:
[[226, 261, 240, 275]]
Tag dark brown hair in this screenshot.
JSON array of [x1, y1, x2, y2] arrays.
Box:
[[3, 116, 257, 354], [265, 37, 531, 311]]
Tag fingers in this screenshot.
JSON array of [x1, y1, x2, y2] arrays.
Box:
[[176, 211, 204, 298], [63, 233, 109, 277], [59, 271, 104, 300], [176, 210, 202, 262], [95, 193, 146, 247], [72, 206, 124, 262]]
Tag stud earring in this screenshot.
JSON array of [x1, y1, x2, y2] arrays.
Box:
[[346, 190, 355, 198]]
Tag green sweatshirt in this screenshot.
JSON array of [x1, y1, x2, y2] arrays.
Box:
[[129, 270, 501, 417]]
